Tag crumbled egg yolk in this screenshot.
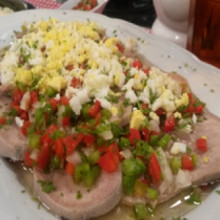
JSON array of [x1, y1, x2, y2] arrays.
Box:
[[204, 156, 208, 163], [130, 110, 145, 129], [111, 106, 118, 117], [0, 18, 191, 117]]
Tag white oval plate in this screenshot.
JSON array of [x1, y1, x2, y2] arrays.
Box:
[[59, 0, 108, 13], [0, 9, 220, 220]]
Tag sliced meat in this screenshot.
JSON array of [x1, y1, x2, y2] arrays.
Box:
[[33, 168, 122, 220], [0, 94, 28, 161]]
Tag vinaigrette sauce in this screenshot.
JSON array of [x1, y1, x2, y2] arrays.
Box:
[[5, 159, 219, 220]]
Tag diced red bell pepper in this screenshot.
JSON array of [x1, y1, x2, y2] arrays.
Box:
[[89, 100, 101, 118], [98, 152, 118, 173], [142, 103, 148, 110], [40, 133, 53, 146], [62, 116, 70, 127], [63, 133, 84, 155], [141, 127, 150, 142], [49, 98, 59, 111], [20, 111, 28, 121], [129, 128, 141, 145], [65, 162, 74, 175], [132, 59, 142, 69], [37, 144, 51, 170], [83, 133, 95, 147], [184, 104, 195, 116], [71, 77, 82, 88], [156, 108, 165, 115], [98, 145, 108, 154], [182, 154, 194, 171], [47, 124, 58, 135], [20, 120, 31, 136], [53, 138, 65, 158], [30, 90, 39, 107], [12, 88, 25, 104], [0, 117, 6, 125], [109, 142, 120, 164], [195, 105, 203, 114], [66, 64, 74, 71], [116, 43, 124, 53], [148, 152, 162, 184], [163, 115, 175, 132], [60, 96, 69, 106], [143, 68, 150, 75], [196, 137, 207, 152], [24, 152, 33, 167]]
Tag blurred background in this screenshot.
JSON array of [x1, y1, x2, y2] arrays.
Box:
[[103, 0, 156, 28]]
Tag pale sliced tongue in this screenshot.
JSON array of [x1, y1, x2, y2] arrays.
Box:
[[33, 168, 122, 220], [0, 95, 28, 161]]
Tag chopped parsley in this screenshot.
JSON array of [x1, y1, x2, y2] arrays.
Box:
[[38, 180, 56, 193], [185, 191, 201, 205], [76, 190, 83, 199]]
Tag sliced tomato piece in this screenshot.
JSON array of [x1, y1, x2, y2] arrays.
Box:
[[132, 59, 142, 69], [48, 124, 58, 135], [129, 128, 141, 145], [37, 144, 51, 170], [12, 88, 25, 104], [196, 137, 207, 152], [83, 133, 95, 147], [65, 162, 74, 175], [60, 96, 69, 106], [40, 133, 53, 146], [89, 100, 101, 118], [20, 120, 31, 136], [71, 77, 82, 88], [0, 117, 6, 125], [63, 133, 84, 155], [143, 68, 150, 75], [195, 105, 203, 114], [116, 43, 124, 53], [62, 116, 70, 127], [98, 152, 118, 173], [54, 138, 65, 158], [30, 90, 39, 107], [141, 127, 150, 142], [49, 98, 59, 111], [163, 115, 175, 132]]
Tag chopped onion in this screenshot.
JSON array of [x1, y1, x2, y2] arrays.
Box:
[[149, 119, 160, 132], [20, 91, 30, 110], [30, 149, 39, 160], [57, 105, 65, 127], [66, 151, 81, 165], [157, 148, 174, 194], [175, 169, 192, 191], [99, 130, 113, 140], [119, 149, 133, 159]]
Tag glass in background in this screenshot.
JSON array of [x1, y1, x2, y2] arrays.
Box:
[[187, 0, 220, 68]]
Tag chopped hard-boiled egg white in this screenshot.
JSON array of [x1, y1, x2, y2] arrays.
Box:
[[0, 18, 190, 118]]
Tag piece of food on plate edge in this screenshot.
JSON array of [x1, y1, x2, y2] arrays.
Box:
[[0, 18, 219, 220]]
